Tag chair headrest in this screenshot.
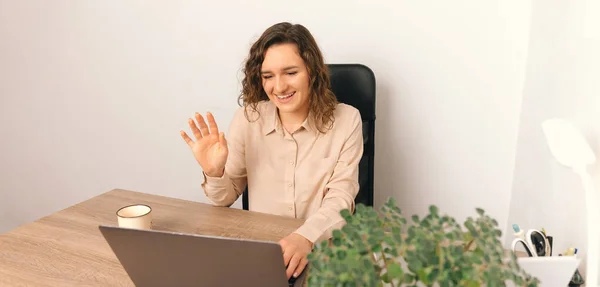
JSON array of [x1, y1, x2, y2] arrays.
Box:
[[327, 64, 376, 121]]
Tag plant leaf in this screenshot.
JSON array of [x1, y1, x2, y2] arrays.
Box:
[[429, 205, 439, 215], [412, 215, 420, 223], [387, 262, 404, 279]]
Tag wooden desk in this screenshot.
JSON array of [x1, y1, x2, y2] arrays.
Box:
[[0, 189, 304, 286]]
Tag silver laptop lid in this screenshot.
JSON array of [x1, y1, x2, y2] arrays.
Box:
[[99, 225, 293, 287]]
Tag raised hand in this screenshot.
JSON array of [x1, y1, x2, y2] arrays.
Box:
[[180, 112, 228, 177]]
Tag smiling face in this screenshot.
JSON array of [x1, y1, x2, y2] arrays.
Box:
[[260, 43, 311, 119], [240, 22, 338, 133]]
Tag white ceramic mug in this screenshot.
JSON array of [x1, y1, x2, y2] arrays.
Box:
[[116, 204, 152, 230]]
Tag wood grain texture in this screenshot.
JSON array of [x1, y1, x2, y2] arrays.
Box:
[[0, 189, 304, 286]]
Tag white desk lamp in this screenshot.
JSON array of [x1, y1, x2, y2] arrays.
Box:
[[542, 118, 599, 287]]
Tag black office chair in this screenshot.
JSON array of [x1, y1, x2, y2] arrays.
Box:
[[242, 63, 376, 210]]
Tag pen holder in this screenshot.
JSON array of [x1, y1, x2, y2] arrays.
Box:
[[506, 257, 580, 286]]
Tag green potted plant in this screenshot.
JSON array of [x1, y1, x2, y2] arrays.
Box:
[[307, 198, 539, 286]]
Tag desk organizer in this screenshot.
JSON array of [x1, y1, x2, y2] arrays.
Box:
[[505, 256, 580, 286]]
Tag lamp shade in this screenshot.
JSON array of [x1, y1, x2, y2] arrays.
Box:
[[541, 117, 599, 287], [541, 118, 596, 168]]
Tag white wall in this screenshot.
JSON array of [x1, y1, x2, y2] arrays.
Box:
[[505, 0, 600, 280], [0, 0, 531, 244]]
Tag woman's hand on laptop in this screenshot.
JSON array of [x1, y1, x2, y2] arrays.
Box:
[[279, 233, 312, 279], [180, 112, 228, 177]]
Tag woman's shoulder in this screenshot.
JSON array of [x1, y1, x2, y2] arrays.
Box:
[[229, 102, 272, 136], [333, 103, 362, 123]]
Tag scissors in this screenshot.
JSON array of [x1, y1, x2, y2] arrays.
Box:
[[510, 225, 552, 257]]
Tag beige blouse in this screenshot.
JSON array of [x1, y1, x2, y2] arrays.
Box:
[[201, 100, 363, 243]]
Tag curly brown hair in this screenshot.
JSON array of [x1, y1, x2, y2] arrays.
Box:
[[239, 22, 338, 133]]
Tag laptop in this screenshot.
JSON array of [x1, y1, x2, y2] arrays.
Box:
[[99, 225, 307, 287]]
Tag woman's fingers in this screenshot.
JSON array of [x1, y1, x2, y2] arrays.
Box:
[[207, 112, 219, 135], [293, 257, 308, 278], [282, 247, 293, 267], [286, 254, 301, 279], [219, 132, 227, 147], [184, 112, 219, 144], [188, 117, 203, 140], [195, 113, 210, 137], [180, 130, 194, 148]]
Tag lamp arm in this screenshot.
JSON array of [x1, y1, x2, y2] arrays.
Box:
[[574, 166, 599, 287]]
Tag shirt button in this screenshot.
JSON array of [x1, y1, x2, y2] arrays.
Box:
[[288, 207, 293, 211], [289, 160, 294, 165], [288, 183, 293, 187]]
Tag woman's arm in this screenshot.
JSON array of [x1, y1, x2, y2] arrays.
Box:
[[201, 107, 248, 207], [294, 108, 364, 243]]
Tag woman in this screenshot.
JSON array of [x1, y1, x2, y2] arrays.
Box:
[[180, 22, 363, 280]]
